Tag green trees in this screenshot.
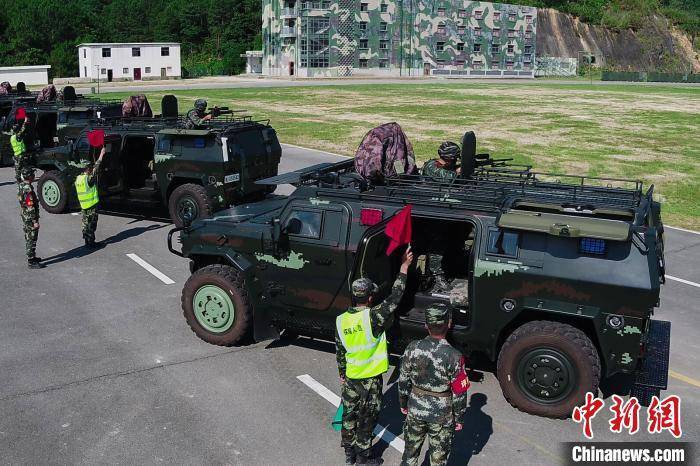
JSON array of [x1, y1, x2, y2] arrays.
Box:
[[0, 0, 261, 78]]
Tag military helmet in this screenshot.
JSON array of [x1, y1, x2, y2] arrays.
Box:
[[195, 99, 207, 111], [438, 141, 460, 162], [21, 167, 35, 180], [351, 277, 379, 299], [425, 303, 451, 325]]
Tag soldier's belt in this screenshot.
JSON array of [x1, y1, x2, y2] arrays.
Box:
[[412, 386, 452, 398]]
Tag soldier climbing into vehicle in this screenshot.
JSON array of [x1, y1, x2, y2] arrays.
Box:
[[11, 118, 32, 185]]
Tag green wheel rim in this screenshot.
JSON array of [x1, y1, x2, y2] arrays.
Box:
[[193, 285, 236, 333], [42, 180, 61, 207], [516, 347, 576, 404]]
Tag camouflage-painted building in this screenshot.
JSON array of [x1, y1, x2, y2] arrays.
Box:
[[262, 0, 537, 77]]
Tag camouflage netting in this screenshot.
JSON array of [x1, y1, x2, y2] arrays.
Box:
[[354, 122, 417, 183], [122, 95, 153, 118], [36, 85, 57, 103], [0, 82, 11, 95]]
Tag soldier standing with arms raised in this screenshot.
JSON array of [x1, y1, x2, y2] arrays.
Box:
[[75, 147, 105, 248], [399, 303, 469, 466], [336, 248, 414, 465], [18, 168, 43, 269], [10, 118, 31, 185]]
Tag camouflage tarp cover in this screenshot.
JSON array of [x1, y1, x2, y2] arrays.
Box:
[[122, 95, 153, 117], [354, 122, 417, 182], [36, 85, 57, 103], [0, 82, 11, 95]]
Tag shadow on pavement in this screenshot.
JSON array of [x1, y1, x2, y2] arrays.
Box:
[[0, 181, 17, 187], [447, 393, 493, 465], [41, 224, 168, 266]]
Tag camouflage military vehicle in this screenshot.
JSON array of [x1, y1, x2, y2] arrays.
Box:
[[34, 115, 281, 226], [168, 132, 669, 418]]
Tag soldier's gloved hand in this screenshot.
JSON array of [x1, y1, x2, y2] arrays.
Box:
[[455, 423, 463, 431], [339, 376, 346, 385], [400, 407, 408, 415], [400, 247, 414, 274], [33, 222, 40, 229]]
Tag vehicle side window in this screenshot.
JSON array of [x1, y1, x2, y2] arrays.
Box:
[[285, 210, 322, 239], [76, 137, 90, 153], [158, 138, 172, 152], [486, 229, 519, 257]]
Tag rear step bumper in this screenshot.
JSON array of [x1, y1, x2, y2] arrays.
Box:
[[630, 320, 671, 406]]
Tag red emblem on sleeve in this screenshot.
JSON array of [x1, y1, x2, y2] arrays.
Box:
[[451, 356, 470, 395]]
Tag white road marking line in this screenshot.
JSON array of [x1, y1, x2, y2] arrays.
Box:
[[296, 374, 405, 454], [126, 253, 175, 285], [71, 212, 79, 216], [666, 225, 700, 236], [281, 143, 349, 159], [667, 275, 700, 289]]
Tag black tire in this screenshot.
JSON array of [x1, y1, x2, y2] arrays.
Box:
[[497, 320, 601, 418], [181, 264, 252, 346], [168, 183, 212, 227], [37, 170, 71, 214]]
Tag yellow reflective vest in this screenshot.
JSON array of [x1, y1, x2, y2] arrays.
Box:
[[336, 308, 389, 379], [74, 174, 99, 210], [10, 135, 26, 156]]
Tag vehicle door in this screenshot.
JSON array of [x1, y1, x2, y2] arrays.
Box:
[[264, 199, 350, 312], [99, 134, 123, 195]]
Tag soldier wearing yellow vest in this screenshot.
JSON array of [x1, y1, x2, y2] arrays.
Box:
[[75, 147, 105, 248], [336, 247, 413, 465], [10, 120, 31, 185]]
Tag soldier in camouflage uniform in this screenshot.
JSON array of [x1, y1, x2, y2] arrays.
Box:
[[75, 147, 105, 247], [10, 120, 32, 185], [399, 304, 469, 466], [184, 99, 213, 129], [336, 248, 413, 465], [18, 168, 44, 269]]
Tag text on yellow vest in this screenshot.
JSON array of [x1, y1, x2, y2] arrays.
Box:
[[336, 308, 389, 379], [75, 174, 99, 210], [10, 135, 26, 157]]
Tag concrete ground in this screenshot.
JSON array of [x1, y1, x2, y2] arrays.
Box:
[[60, 75, 700, 95], [0, 144, 698, 465]]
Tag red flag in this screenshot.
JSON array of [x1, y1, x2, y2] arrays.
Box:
[[87, 129, 105, 148], [15, 108, 26, 120], [385, 205, 412, 255]]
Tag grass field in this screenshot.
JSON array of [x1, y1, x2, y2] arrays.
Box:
[[108, 82, 700, 228]]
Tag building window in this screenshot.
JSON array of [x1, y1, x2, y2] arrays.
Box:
[[145, 67, 151, 73], [359, 59, 369, 68], [494, 11, 501, 20], [436, 42, 445, 52], [161, 47, 170, 56], [523, 63, 530, 71], [132, 47, 141, 57], [457, 42, 464, 51], [457, 25, 465, 34], [379, 40, 388, 50], [379, 21, 387, 32], [300, 16, 330, 68], [473, 43, 481, 53], [472, 60, 483, 69], [101, 48, 111, 58], [123, 68, 129, 74], [525, 31, 532, 39], [526, 15, 533, 24], [100, 68, 106, 75], [493, 28, 500, 37], [437, 7, 445, 16], [359, 39, 368, 49], [437, 22, 445, 34], [360, 2, 368, 11], [83, 66, 87, 76], [507, 44, 514, 53], [381, 3, 387, 12], [491, 60, 500, 69], [458, 9, 466, 18], [524, 45, 532, 54], [507, 61, 514, 70], [474, 10, 483, 20], [524, 54, 532, 63], [379, 59, 388, 68], [491, 44, 500, 53], [359, 21, 367, 31], [508, 13, 516, 21], [474, 27, 481, 37], [508, 29, 516, 38], [83, 49, 86, 58]]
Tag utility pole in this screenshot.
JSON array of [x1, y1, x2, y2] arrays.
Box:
[[95, 65, 100, 94]]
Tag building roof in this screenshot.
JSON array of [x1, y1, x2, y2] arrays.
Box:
[[77, 42, 180, 48], [0, 65, 51, 71]]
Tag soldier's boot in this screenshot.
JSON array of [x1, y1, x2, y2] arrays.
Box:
[[28, 257, 43, 264], [432, 274, 452, 293], [356, 449, 382, 465], [344, 447, 357, 465], [28, 258, 45, 269]]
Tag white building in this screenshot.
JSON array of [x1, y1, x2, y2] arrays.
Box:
[[0, 65, 51, 86], [77, 42, 181, 82], [241, 51, 263, 75]]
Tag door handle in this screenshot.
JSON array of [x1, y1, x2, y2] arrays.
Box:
[[315, 258, 333, 266]]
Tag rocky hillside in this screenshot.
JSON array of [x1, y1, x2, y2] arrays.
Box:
[[536, 8, 700, 72]]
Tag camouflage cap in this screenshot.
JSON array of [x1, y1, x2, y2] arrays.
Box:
[[21, 167, 35, 180], [351, 277, 379, 299], [438, 141, 460, 161], [425, 303, 451, 325]]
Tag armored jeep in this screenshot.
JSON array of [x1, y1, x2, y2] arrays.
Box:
[[34, 114, 281, 226], [169, 132, 670, 418]]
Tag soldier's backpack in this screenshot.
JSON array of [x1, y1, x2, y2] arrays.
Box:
[[354, 122, 417, 183], [122, 95, 153, 118]]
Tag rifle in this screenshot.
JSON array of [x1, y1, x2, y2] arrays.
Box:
[[210, 106, 234, 118]]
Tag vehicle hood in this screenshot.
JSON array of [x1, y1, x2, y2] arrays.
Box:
[[203, 196, 287, 224]]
